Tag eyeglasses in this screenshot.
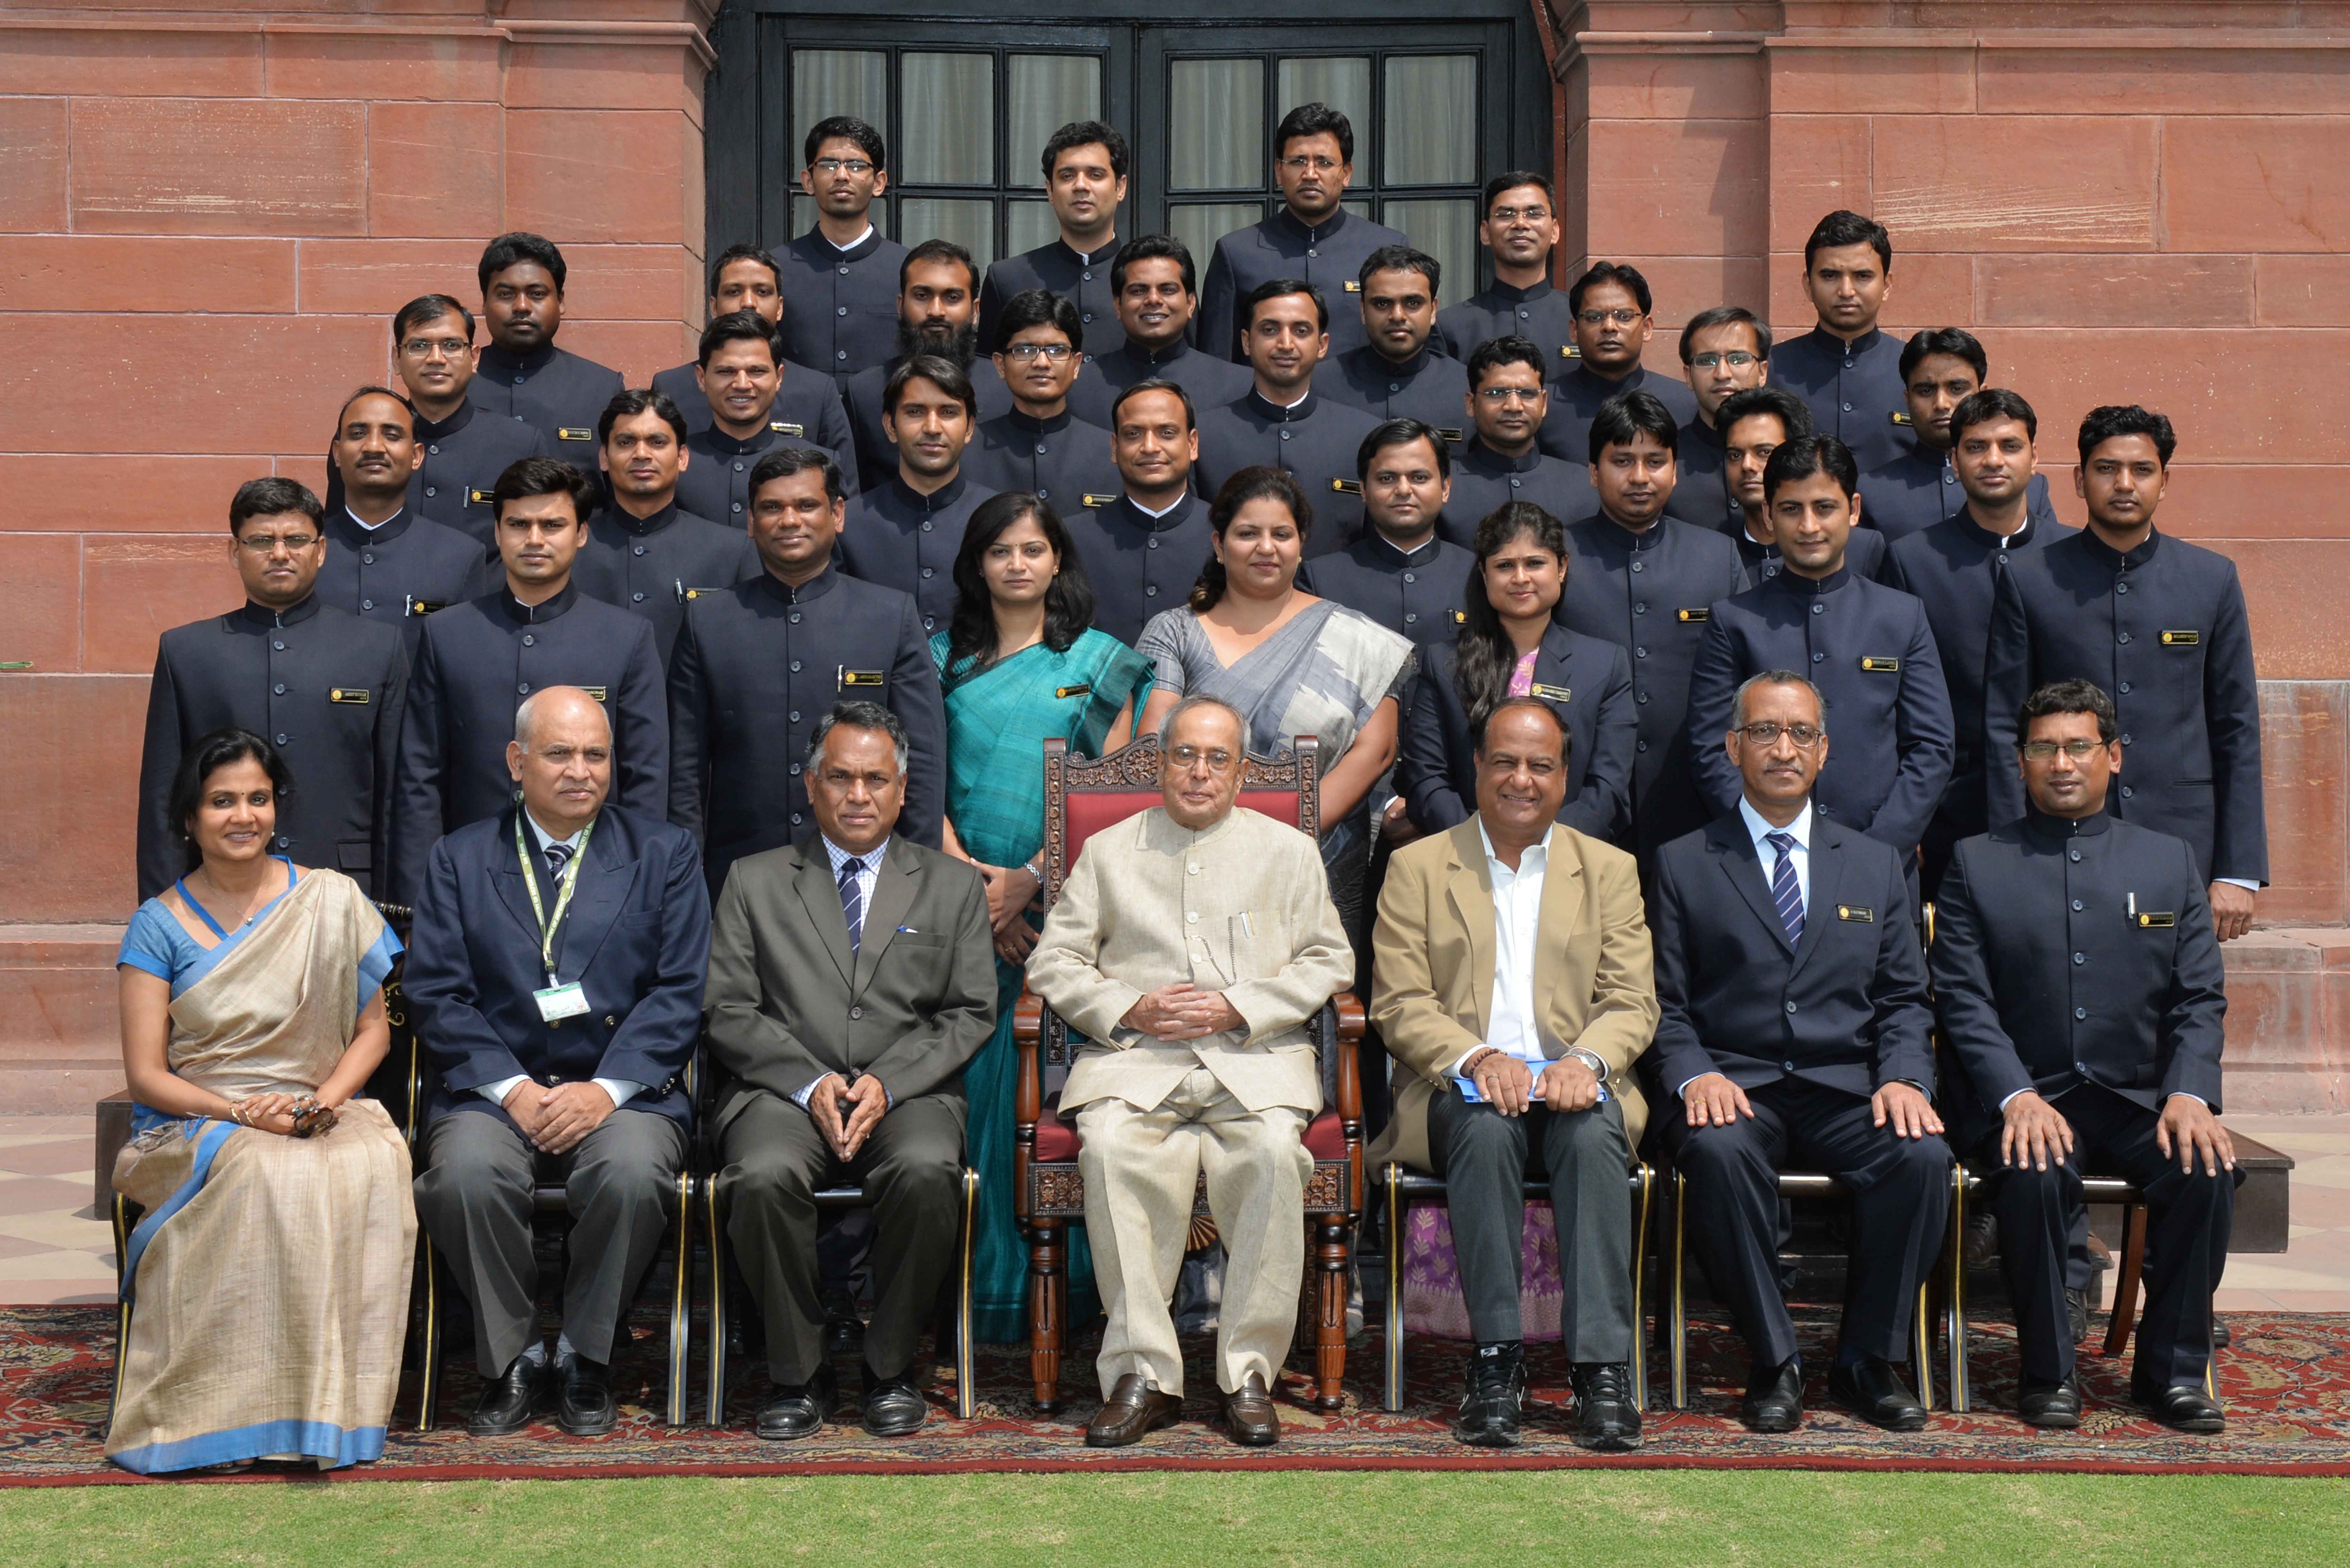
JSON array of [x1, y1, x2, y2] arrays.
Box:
[[399, 337, 472, 360], [1689, 351, 1758, 370], [1003, 343, 1075, 362], [1738, 721, 1824, 748], [1168, 744, 1238, 774], [1476, 387, 1542, 404], [1278, 155, 1342, 173], [1578, 308, 1645, 328], [1487, 205, 1551, 224], [811, 158, 874, 175], [2021, 739, 2106, 761], [235, 533, 320, 554]]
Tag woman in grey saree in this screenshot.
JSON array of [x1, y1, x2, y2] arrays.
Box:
[[1136, 466, 1415, 941], [108, 730, 412, 1474]]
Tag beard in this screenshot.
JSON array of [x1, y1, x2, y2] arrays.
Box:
[[896, 319, 978, 366]]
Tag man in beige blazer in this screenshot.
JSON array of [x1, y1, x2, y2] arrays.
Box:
[[1370, 698, 1657, 1451], [1026, 696, 1354, 1450]]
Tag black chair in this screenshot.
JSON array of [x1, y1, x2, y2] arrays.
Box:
[[1378, 1161, 1655, 1412]]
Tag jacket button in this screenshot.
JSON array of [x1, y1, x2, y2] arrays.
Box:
[[2074, 1008, 2087, 1021], [837, 306, 849, 316], [274, 683, 286, 694], [790, 660, 801, 672], [2072, 899, 2084, 911], [1784, 1001, 1797, 1014], [850, 1006, 863, 1020], [1637, 740, 1649, 753], [523, 633, 535, 646], [1782, 1060, 1795, 1072], [360, 600, 374, 611], [2120, 785, 2134, 799], [2069, 849, 2081, 861], [276, 733, 289, 744], [603, 1016, 617, 1027], [633, 592, 645, 602], [790, 710, 800, 722], [2073, 952, 2086, 965], [2119, 682, 2131, 694], [633, 544, 646, 556], [274, 641, 285, 650], [2119, 734, 2132, 747], [1810, 602, 1823, 614]]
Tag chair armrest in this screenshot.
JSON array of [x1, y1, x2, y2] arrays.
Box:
[[1331, 990, 1366, 1045], [1331, 991, 1364, 1122], [1014, 988, 1043, 1131]]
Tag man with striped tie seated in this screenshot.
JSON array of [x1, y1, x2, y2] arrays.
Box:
[[1645, 671, 1950, 1436]]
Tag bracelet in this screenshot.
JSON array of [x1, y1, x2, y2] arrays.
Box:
[[1462, 1047, 1500, 1078]]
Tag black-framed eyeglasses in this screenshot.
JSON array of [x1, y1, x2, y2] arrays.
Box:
[[1003, 343, 1075, 362], [1738, 721, 1824, 748], [1476, 387, 1542, 404], [1689, 351, 1758, 369]]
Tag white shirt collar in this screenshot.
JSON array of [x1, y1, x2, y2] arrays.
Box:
[[522, 810, 589, 854], [823, 224, 876, 253], [1128, 488, 1190, 519], [821, 834, 887, 876], [345, 504, 396, 533], [1736, 796, 1813, 854], [1476, 819, 1550, 878]]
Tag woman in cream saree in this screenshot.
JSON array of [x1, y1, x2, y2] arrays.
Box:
[[108, 731, 414, 1474]]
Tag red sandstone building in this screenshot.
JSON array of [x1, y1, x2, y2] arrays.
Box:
[[0, 1, 2345, 1111]]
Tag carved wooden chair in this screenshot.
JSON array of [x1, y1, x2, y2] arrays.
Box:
[[1011, 732, 1366, 1413]]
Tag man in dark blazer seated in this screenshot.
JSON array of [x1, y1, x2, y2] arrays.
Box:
[[704, 701, 995, 1440], [1934, 678, 2234, 1433], [1649, 670, 1948, 1433], [393, 456, 669, 906], [407, 685, 709, 1439]]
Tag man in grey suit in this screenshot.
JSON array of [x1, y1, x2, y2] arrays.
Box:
[[704, 701, 995, 1441]]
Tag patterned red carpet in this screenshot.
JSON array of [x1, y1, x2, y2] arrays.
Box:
[[16, 1306, 2350, 1482]]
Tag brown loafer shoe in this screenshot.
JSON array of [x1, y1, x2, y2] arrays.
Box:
[[1220, 1372, 1281, 1447], [1083, 1373, 1183, 1448]]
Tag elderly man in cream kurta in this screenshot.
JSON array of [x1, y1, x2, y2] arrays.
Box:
[[1027, 696, 1353, 1450]]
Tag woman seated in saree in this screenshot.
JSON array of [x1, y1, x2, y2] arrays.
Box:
[[108, 727, 413, 1474], [932, 490, 1155, 1344]]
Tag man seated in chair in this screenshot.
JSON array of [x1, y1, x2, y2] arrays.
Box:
[[1933, 678, 2234, 1434], [704, 701, 995, 1440], [407, 685, 710, 1438], [1025, 696, 1355, 1449], [1649, 670, 1949, 1434], [1368, 698, 1657, 1451]]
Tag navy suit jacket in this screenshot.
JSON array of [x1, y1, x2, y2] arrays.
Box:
[[1648, 809, 1933, 1101], [1931, 811, 2226, 1150], [404, 804, 710, 1130]]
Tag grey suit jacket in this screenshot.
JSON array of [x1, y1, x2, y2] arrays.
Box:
[[704, 833, 996, 1136]]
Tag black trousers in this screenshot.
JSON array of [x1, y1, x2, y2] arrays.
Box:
[[413, 1107, 687, 1376], [715, 1089, 966, 1386], [1429, 1086, 1635, 1359], [1977, 1081, 2235, 1388], [1661, 1077, 1950, 1369]]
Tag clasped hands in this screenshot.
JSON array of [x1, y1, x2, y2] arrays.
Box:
[[1120, 983, 1246, 1042], [227, 1091, 342, 1137], [503, 1079, 616, 1155], [807, 1073, 890, 1161], [979, 862, 1043, 964], [1468, 1050, 1600, 1117]]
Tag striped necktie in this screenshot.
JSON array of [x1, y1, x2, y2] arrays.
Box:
[[543, 841, 575, 883], [1765, 830, 1804, 946], [838, 856, 866, 952]]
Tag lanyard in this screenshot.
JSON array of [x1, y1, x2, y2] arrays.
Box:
[[516, 813, 595, 980]]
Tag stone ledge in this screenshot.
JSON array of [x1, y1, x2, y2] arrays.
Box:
[[2221, 925, 2350, 1114]]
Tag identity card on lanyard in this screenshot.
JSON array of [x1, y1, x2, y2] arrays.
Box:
[[518, 813, 595, 1023]]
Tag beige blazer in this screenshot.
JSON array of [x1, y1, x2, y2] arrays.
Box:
[[1367, 818, 1658, 1173], [1025, 805, 1354, 1115]]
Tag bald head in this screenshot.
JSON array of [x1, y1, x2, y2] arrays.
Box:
[[507, 686, 613, 833]]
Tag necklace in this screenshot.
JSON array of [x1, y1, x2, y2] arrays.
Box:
[[198, 863, 272, 929]]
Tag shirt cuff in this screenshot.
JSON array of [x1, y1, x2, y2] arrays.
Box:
[[1998, 1088, 2028, 1111], [791, 1075, 826, 1110], [2167, 1092, 2209, 1108], [593, 1077, 643, 1110], [1450, 1044, 1487, 1077], [2215, 877, 2260, 892], [481, 1074, 529, 1107]]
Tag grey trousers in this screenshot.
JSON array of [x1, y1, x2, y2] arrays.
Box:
[[413, 1107, 687, 1376], [1429, 1085, 1635, 1361], [714, 1089, 966, 1386]]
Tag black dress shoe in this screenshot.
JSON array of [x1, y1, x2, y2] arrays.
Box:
[[1739, 1357, 1803, 1434], [862, 1365, 930, 1437], [1085, 1373, 1183, 1447], [2066, 1286, 2091, 1345], [1570, 1362, 1641, 1452], [1220, 1373, 1282, 1447], [755, 1364, 838, 1440], [556, 1355, 617, 1436], [2213, 1315, 2231, 1351], [2017, 1372, 2081, 1429], [1829, 1357, 1928, 1431], [1453, 1343, 1526, 1448], [469, 1354, 550, 1438], [2134, 1379, 2225, 1434]]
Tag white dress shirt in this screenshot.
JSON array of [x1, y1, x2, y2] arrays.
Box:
[[792, 835, 890, 1108], [1448, 825, 1610, 1097], [1129, 487, 1193, 520], [479, 810, 643, 1113], [822, 223, 877, 253]]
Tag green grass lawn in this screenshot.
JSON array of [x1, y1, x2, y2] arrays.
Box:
[[3, 1471, 2345, 1567]]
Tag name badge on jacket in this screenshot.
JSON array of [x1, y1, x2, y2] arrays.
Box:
[[556, 428, 595, 443], [1859, 656, 1901, 673], [2161, 630, 2201, 647], [1836, 904, 1875, 923], [1530, 682, 1571, 703], [1677, 607, 1709, 623], [1055, 683, 1092, 700], [328, 687, 371, 705], [467, 488, 495, 506], [769, 421, 805, 437], [1080, 494, 1118, 509], [840, 669, 885, 689]]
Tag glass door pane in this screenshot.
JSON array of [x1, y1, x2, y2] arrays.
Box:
[[1005, 199, 1061, 258], [901, 53, 995, 187], [791, 49, 888, 167], [1007, 55, 1103, 188], [1382, 198, 1477, 310], [1276, 57, 1372, 148], [901, 198, 998, 270], [1168, 203, 1261, 272], [1384, 56, 1479, 187], [1168, 58, 1263, 192]]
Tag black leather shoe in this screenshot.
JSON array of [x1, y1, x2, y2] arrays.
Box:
[[1570, 1362, 1642, 1452], [1829, 1357, 1928, 1431], [468, 1354, 550, 1438], [2018, 1372, 2081, 1429], [2213, 1315, 2231, 1351], [861, 1365, 930, 1437], [1220, 1372, 1281, 1447], [2066, 1286, 2091, 1345], [2134, 1379, 2225, 1434], [1739, 1357, 1803, 1434], [1085, 1373, 1183, 1447], [1452, 1342, 1526, 1448], [755, 1364, 838, 1440], [556, 1356, 617, 1436]]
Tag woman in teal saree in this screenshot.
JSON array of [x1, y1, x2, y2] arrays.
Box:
[[932, 493, 1154, 1343]]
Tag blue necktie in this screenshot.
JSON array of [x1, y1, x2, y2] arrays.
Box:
[[838, 856, 866, 952], [543, 841, 574, 883], [1765, 830, 1804, 946]]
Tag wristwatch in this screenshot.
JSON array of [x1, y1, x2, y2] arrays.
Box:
[[1565, 1046, 1609, 1080]]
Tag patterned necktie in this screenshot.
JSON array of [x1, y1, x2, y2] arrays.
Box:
[[543, 841, 574, 884], [838, 856, 866, 952], [1765, 830, 1804, 946]]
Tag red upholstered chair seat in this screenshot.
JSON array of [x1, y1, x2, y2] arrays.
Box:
[[1030, 1099, 1348, 1166]]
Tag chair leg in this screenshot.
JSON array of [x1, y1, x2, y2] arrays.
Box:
[[1912, 1278, 1935, 1411], [956, 1169, 978, 1420], [417, 1240, 444, 1433], [1669, 1169, 1688, 1411], [1946, 1166, 1971, 1414], [2101, 1201, 2149, 1359], [107, 1194, 132, 1439], [704, 1179, 729, 1429], [1313, 1216, 1349, 1410], [666, 1172, 693, 1428], [1382, 1165, 1406, 1413], [1029, 1216, 1065, 1413], [1630, 1166, 1652, 1414]]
